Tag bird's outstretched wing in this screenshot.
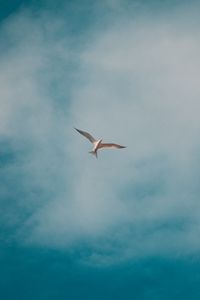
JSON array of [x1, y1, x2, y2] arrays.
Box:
[[74, 128, 96, 143], [98, 143, 126, 149]]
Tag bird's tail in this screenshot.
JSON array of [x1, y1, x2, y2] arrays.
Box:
[[89, 151, 98, 158]]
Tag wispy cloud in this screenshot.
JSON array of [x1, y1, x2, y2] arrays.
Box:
[[1, 1, 200, 265]]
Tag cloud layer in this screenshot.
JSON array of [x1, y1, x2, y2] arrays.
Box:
[[1, 1, 200, 265]]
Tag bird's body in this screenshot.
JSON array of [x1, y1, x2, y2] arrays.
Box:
[[74, 128, 126, 158]]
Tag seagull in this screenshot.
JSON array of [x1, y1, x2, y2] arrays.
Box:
[[74, 128, 126, 158]]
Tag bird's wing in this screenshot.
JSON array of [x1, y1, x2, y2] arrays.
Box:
[[74, 128, 96, 143], [98, 143, 126, 149]]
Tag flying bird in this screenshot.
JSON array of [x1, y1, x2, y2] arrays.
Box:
[[74, 128, 126, 158]]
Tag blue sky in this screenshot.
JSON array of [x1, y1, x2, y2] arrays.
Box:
[[1, 0, 200, 299]]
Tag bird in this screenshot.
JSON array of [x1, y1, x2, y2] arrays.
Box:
[[74, 128, 126, 158]]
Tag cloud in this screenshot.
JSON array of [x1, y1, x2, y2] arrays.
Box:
[[1, 1, 200, 265]]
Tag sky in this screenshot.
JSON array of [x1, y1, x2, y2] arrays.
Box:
[[1, 0, 200, 299]]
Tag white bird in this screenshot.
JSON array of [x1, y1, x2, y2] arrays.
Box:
[[74, 128, 126, 158]]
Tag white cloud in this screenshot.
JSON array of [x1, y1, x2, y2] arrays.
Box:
[[1, 2, 200, 265]]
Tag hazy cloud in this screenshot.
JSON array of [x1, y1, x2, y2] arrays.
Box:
[[1, 1, 200, 265]]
